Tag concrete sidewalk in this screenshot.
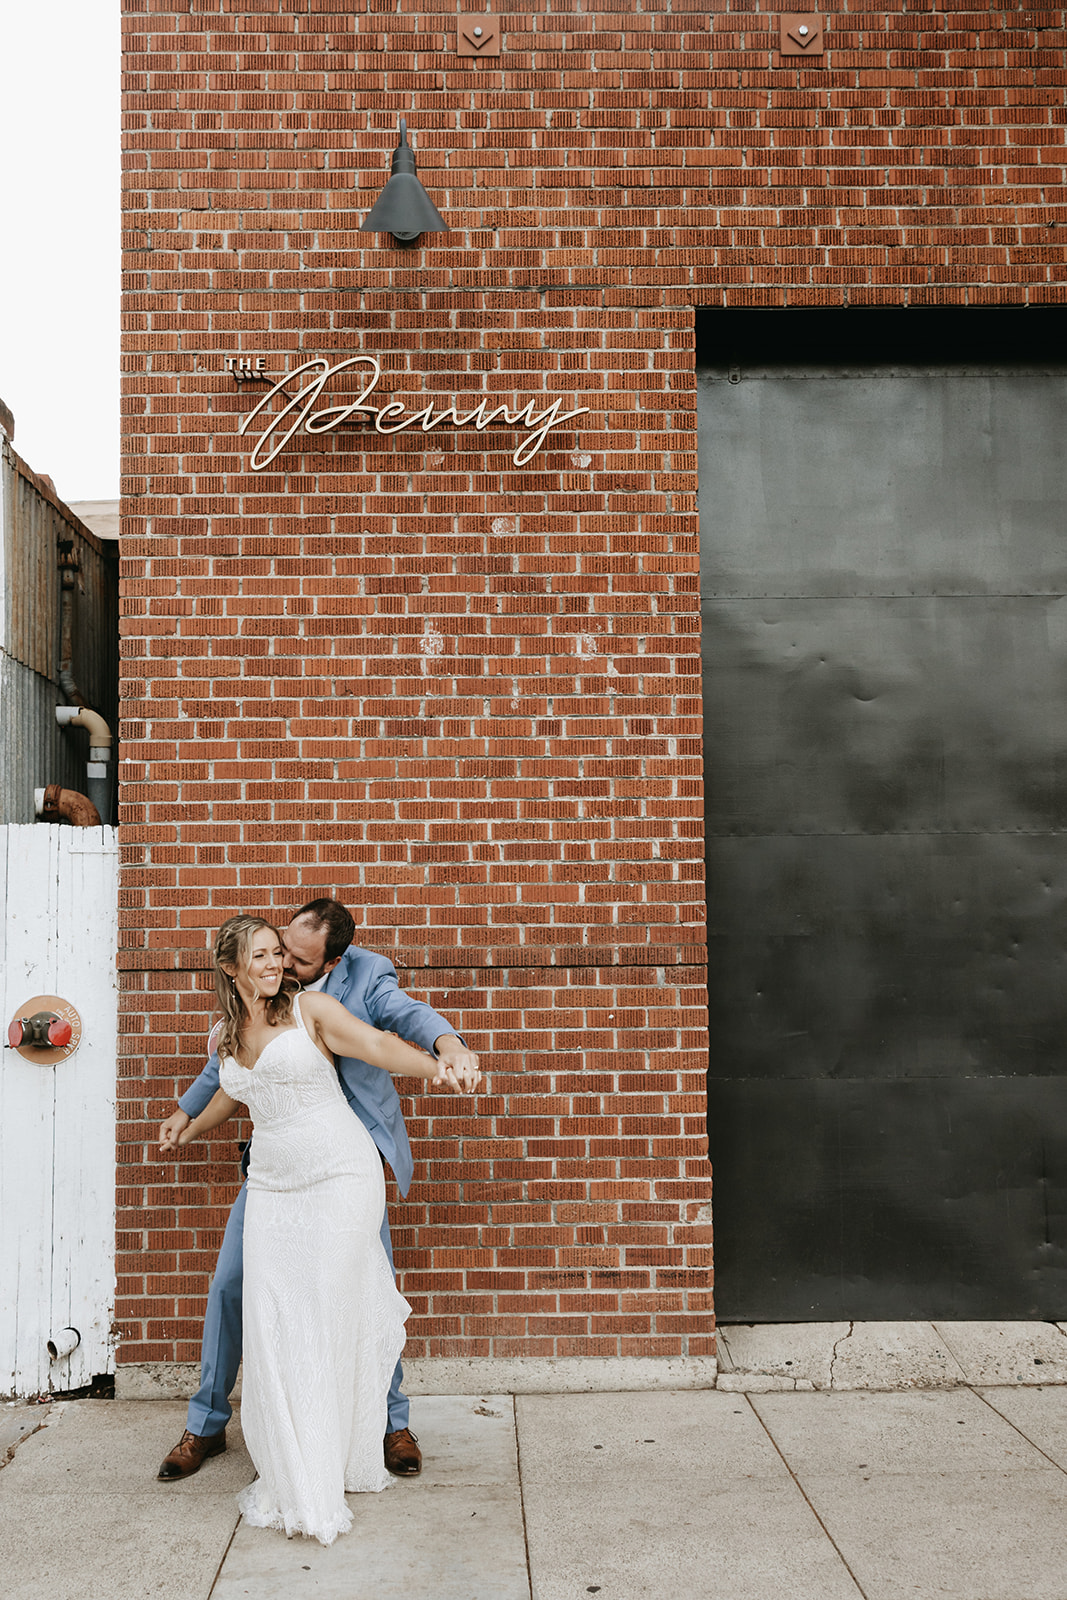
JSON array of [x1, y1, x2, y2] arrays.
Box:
[[715, 1317, 1067, 1391], [5, 1379, 1067, 1600]]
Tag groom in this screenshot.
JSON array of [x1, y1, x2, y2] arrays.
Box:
[[156, 898, 478, 1482]]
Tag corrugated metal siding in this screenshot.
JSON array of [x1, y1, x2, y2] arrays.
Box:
[[8, 466, 59, 678], [2, 661, 82, 821], [0, 441, 119, 823]]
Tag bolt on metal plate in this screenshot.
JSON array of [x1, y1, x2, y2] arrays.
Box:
[[780, 14, 824, 57], [457, 13, 501, 57]]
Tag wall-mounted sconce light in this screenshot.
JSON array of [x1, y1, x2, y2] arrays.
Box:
[[360, 118, 449, 246]]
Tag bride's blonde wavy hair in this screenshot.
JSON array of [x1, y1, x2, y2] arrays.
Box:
[[213, 915, 297, 1064]]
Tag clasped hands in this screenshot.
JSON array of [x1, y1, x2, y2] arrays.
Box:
[[430, 1044, 481, 1097], [158, 1111, 192, 1155]]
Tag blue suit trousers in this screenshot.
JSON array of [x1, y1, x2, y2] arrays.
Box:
[[186, 1181, 409, 1437]]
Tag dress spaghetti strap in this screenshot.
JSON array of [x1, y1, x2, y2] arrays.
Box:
[[291, 990, 334, 1069], [291, 992, 308, 1034]]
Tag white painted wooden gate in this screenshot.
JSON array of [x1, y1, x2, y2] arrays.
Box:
[[1, 824, 119, 1396]]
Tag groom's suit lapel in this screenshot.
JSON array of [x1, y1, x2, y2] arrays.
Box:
[[323, 949, 357, 1009]]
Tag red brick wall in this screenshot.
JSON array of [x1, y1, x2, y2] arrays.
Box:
[[118, 2, 1066, 1368]]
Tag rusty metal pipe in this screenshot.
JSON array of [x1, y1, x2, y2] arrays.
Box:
[[59, 569, 88, 709], [34, 783, 101, 828]]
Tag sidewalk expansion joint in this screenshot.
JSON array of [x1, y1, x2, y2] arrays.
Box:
[[511, 1395, 536, 1600], [746, 1392, 870, 1600], [206, 1512, 243, 1599], [973, 1386, 1067, 1480]]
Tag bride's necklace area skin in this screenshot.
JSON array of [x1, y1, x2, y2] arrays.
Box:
[[233, 987, 296, 1071]]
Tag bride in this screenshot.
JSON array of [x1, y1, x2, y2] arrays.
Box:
[[169, 915, 480, 1545]]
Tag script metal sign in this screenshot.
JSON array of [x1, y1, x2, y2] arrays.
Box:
[[235, 355, 590, 470]]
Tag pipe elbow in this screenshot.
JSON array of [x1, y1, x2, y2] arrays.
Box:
[[47, 1327, 81, 1362], [35, 784, 102, 828], [55, 704, 113, 750]]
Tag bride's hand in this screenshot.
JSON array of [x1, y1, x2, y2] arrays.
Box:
[[431, 1050, 481, 1096], [158, 1109, 190, 1156]]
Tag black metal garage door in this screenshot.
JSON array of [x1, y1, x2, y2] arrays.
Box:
[[699, 311, 1067, 1321]]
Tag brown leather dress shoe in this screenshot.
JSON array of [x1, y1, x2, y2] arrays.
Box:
[[157, 1428, 227, 1480], [383, 1426, 422, 1476]]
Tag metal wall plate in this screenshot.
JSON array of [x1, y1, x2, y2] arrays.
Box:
[[458, 13, 501, 57], [780, 14, 824, 57], [709, 1076, 1067, 1321], [697, 315, 1067, 1321]]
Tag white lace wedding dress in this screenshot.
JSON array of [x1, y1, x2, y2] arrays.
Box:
[[218, 995, 409, 1545]]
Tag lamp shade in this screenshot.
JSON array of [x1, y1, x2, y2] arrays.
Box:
[[360, 119, 448, 241]]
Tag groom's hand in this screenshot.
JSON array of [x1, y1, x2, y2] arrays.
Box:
[[431, 1039, 481, 1096], [159, 1109, 191, 1155]]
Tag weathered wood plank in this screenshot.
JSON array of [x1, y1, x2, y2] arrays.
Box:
[[1, 825, 118, 1396], [1, 826, 58, 1395], [52, 826, 118, 1388]]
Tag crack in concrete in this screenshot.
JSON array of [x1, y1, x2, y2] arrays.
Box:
[[829, 1322, 855, 1388], [0, 1407, 51, 1472]]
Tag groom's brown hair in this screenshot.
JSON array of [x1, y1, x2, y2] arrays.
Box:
[[292, 898, 356, 962]]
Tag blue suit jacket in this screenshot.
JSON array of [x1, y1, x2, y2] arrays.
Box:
[[177, 946, 460, 1196]]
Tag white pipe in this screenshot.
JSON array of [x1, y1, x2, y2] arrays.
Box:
[[47, 1327, 81, 1361], [55, 705, 112, 821], [55, 704, 112, 750]]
